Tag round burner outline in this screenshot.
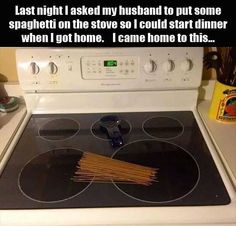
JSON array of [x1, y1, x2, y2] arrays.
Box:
[[142, 116, 184, 140], [38, 118, 80, 141], [18, 148, 92, 203], [111, 139, 200, 204], [90, 117, 132, 141]]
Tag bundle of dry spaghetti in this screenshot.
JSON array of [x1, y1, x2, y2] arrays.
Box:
[[72, 152, 158, 186]]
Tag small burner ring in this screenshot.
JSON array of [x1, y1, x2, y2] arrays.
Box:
[[143, 116, 184, 140], [38, 118, 80, 141]]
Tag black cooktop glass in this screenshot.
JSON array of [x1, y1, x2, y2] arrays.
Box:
[[39, 118, 80, 141], [112, 140, 199, 203], [0, 111, 230, 209], [19, 148, 88, 202]]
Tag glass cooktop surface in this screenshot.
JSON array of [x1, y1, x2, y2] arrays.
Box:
[[0, 111, 230, 209]]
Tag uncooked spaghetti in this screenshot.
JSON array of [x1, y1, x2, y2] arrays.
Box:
[[72, 152, 158, 186]]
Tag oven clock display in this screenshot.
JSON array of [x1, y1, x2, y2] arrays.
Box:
[[81, 56, 138, 79], [104, 60, 117, 67]]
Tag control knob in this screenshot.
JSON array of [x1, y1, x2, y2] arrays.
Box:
[[29, 62, 40, 75], [162, 60, 175, 72], [180, 59, 193, 72], [144, 60, 157, 73], [48, 62, 58, 74]]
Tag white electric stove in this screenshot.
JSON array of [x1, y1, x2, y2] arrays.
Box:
[[0, 47, 235, 226]]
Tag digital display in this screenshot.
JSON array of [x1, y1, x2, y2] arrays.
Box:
[[104, 60, 117, 67]]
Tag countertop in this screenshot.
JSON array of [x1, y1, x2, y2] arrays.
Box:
[[0, 82, 27, 160], [198, 100, 236, 190], [0, 103, 27, 160]]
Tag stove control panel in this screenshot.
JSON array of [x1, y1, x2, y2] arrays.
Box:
[[81, 56, 138, 79], [16, 47, 203, 92]]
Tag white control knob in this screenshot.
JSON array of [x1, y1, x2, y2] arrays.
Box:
[[144, 60, 157, 73], [180, 59, 193, 72], [48, 62, 58, 74], [162, 60, 175, 72], [29, 62, 39, 75]]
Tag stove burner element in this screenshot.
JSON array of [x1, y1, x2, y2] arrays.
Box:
[[143, 117, 184, 139], [112, 140, 199, 203], [39, 118, 79, 141], [18, 148, 91, 203]]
